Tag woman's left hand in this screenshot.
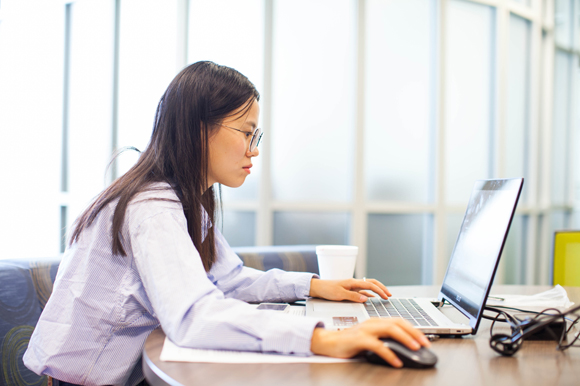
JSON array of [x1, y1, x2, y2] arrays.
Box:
[[309, 278, 392, 303]]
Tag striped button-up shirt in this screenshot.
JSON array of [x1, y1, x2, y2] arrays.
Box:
[[24, 184, 321, 386]]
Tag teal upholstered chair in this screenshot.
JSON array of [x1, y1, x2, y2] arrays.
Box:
[[0, 259, 60, 386]]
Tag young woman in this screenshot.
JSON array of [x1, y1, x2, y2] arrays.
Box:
[[24, 61, 430, 386]]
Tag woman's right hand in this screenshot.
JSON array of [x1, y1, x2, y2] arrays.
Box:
[[310, 318, 431, 368]]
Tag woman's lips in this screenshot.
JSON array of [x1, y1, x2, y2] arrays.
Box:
[[243, 165, 252, 174]]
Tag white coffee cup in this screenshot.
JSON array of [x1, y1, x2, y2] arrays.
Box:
[[316, 245, 359, 280]]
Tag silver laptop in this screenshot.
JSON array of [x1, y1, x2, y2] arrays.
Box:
[[306, 178, 524, 335]]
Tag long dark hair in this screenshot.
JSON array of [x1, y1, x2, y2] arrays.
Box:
[[70, 61, 260, 271]]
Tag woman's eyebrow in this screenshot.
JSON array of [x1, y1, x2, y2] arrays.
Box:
[[243, 119, 258, 129]]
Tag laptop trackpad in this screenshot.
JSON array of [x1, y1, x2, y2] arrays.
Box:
[[313, 302, 360, 313]]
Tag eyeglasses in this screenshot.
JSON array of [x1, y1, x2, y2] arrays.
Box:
[[219, 124, 263, 152]]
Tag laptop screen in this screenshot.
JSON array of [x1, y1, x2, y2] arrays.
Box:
[[439, 178, 523, 332]]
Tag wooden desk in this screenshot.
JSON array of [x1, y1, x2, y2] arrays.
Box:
[[143, 285, 580, 386]]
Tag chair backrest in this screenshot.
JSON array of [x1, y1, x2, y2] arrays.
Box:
[[233, 245, 318, 274], [0, 259, 60, 386], [553, 231, 580, 287]]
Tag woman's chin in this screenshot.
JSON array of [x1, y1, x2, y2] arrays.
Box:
[[220, 179, 246, 189]]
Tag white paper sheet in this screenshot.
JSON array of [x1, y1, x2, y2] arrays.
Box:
[[159, 338, 361, 364], [487, 285, 574, 308], [159, 305, 361, 364]]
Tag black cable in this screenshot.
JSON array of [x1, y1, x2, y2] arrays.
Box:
[[558, 314, 580, 350], [487, 303, 580, 356], [482, 313, 510, 322]]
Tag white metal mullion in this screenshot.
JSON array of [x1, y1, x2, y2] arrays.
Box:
[[524, 0, 542, 284], [468, 0, 501, 9], [60, 3, 73, 253], [539, 2, 555, 283], [496, 2, 509, 181], [257, 0, 274, 246], [352, 0, 367, 279], [222, 201, 260, 212], [565, 15, 578, 219], [566, 54, 577, 226], [271, 202, 353, 212], [252, 202, 548, 214], [543, 0, 555, 30], [176, 0, 189, 70], [434, 0, 448, 284], [509, 2, 540, 22], [255, 203, 549, 214], [366, 203, 437, 213], [111, 0, 121, 182], [467, 0, 541, 23], [561, 0, 574, 225], [554, 44, 579, 54], [258, 203, 554, 214], [494, 1, 510, 283], [572, 0, 580, 215]]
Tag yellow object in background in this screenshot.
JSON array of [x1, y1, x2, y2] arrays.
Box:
[[553, 231, 580, 287]]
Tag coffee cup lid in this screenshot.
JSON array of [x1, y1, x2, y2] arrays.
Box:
[[316, 245, 358, 255]]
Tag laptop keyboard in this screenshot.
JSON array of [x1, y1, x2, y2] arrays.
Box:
[[364, 298, 440, 327]]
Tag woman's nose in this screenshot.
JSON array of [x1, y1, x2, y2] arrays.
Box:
[[247, 147, 259, 157]]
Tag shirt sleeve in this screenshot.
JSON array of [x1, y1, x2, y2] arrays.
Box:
[[130, 209, 323, 355], [208, 230, 317, 303]]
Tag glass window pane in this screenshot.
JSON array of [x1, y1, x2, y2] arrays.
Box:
[[221, 211, 256, 247], [543, 211, 568, 283], [188, 0, 265, 202], [0, 0, 65, 258], [364, 0, 434, 202], [572, 210, 580, 228], [271, 0, 356, 202], [535, 214, 544, 284], [551, 211, 568, 238], [499, 215, 528, 284], [537, 31, 549, 201], [446, 213, 464, 271], [445, 1, 495, 204], [576, 56, 580, 208], [554, 0, 573, 49], [68, 0, 115, 221], [552, 51, 572, 205], [367, 214, 433, 285], [273, 212, 350, 245], [576, 0, 580, 51], [117, 0, 183, 176], [505, 15, 531, 202]]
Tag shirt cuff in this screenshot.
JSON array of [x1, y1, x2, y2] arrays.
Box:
[[283, 271, 318, 300], [261, 315, 325, 355]]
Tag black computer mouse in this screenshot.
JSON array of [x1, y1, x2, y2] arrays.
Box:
[[365, 338, 438, 368]]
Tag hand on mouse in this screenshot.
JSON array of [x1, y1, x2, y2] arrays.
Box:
[[309, 278, 392, 303], [310, 318, 430, 368]]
